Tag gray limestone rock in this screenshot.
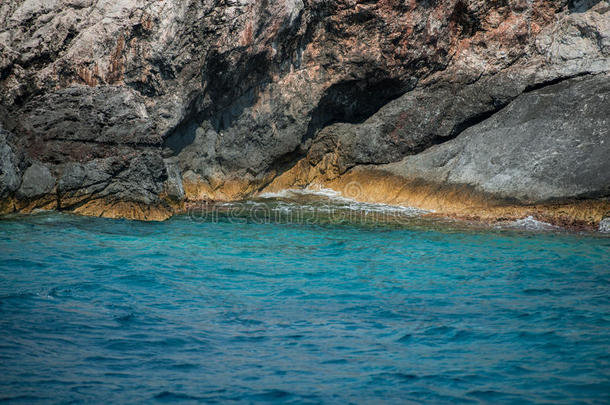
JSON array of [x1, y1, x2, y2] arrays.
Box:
[[164, 158, 185, 202], [17, 162, 55, 199], [58, 151, 168, 208], [382, 74, 610, 203], [0, 129, 22, 198]]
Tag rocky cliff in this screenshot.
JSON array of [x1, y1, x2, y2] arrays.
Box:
[[0, 0, 609, 227]]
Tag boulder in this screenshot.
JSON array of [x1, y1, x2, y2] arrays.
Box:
[[16, 162, 55, 199], [382, 74, 610, 203]]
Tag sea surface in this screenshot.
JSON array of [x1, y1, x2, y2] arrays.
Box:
[[1, 192, 609, 404]]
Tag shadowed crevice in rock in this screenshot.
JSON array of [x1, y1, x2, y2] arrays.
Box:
[[162, 1, 327, 157], [0, 64, 13, 82], [523, 72, 592, 93], [164, 48, 311, 156], [241, 75, 416, 192], [304, 77, 411, 142], [162, 95, 204, 155], [431, 102, 512, 148], [568, 0, 603, 12], [449, 0, 482, 39]]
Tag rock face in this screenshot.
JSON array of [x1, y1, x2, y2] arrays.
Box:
[[382, 74, 610, 203], [17, 162, 55, 199], [0, 0, 609, 226]]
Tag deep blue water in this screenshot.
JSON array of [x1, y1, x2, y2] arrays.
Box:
[[1, 205, 609, 404]]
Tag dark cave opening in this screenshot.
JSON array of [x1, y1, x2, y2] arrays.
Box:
[[304, 77, 407, 142]]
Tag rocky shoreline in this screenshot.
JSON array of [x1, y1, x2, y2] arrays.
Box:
[[1, 0, 609, 229]]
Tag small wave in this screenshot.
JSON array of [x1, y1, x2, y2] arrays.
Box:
[[371, 372, 419, 383], [257, 189, 292, 199], [423, 325, 454, 335], [259, 186, 345, 200], [258, 186, 428, 216], [247, 389, 292, 401], [170, 363, 200, 370], [0, 291, 36, 301], [0, 394, 49, 402], [321, 358, 348, 364], [522, 288, 553, 295], [500, 216, 559, 231], [113, 312, 136, 323], [154, 391, 203, 401], [467, 389, 511, 400], [231, 335, 268, 342], [284, 334, 305, 340]]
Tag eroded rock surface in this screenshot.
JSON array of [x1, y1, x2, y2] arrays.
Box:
[[0, 0, 609, 225], [0, 129, 22, 200], [382, 74, 610, 203]]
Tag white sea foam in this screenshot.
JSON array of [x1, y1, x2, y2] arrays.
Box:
[[257, 190, 293, 199], [258, 186, 429, 216], [599, 218, 610, 233], [258, 186, 347, 200], [502, 216, 559, 231]]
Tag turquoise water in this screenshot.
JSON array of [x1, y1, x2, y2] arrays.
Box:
[[1, 202, 610, 404]]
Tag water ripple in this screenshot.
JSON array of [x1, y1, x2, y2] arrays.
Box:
[[0, 212, 608, 403]]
